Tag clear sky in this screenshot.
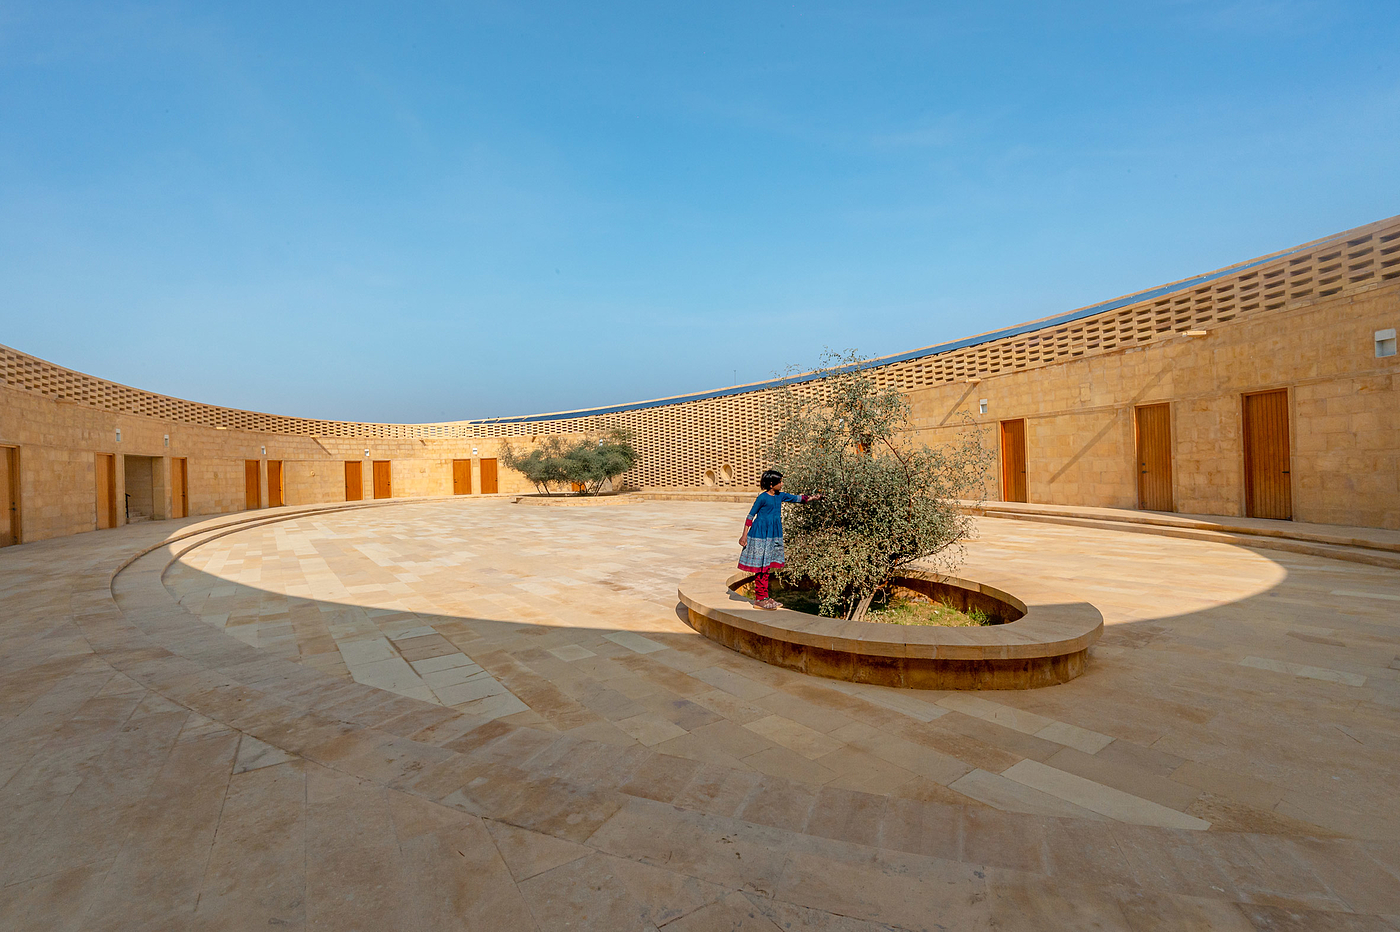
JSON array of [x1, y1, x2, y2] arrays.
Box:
[[2, 2, 1397, 422]]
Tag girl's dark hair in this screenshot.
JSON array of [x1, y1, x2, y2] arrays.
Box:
[[760, 469, 783, 491]]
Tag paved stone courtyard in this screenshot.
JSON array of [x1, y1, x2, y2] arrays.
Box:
[[3, 499, 1400, 930]]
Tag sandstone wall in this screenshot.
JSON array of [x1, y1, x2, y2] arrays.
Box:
[[1, 217, 1397, 543], [903, 283, 1399, 527], [0, 384, 560, 542]]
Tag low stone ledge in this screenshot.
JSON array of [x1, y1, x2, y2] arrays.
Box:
[[633, 490, 756, 503], [512, 493, 642, 507], [961, 500, 1400, 570], [677, 567, 1102, 690]]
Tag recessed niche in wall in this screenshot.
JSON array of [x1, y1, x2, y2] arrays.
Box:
[[1377, 329, 1397, 358]]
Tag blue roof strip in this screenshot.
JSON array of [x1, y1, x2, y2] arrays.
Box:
[[467, 238, 1318, 427]]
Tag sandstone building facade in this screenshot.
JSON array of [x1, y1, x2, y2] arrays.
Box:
[[1, 215, 1397, 545]]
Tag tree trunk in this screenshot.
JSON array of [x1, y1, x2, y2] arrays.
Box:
[[848, 589, 876, 623]]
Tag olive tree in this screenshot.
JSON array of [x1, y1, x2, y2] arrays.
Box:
[[769, 351, 992, 620], [500, 430, 637, 495], [499, 436, 571, 494]]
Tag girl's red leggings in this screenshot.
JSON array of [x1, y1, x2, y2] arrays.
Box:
[[754, 571, 770, 601]]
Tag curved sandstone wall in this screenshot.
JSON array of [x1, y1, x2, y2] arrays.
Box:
[[1, 215, 1397, 542]]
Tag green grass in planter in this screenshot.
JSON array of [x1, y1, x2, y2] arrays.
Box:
[[738, 581, 990, 627]]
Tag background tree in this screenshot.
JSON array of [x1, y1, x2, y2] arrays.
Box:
[[768, 350, 992, 620], [563, 430, 638, 494], [500, 430, 637, 495], [499, 436, 571, 494]]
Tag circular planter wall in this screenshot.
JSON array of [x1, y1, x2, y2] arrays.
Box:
[[677, 567, 1102, 690]]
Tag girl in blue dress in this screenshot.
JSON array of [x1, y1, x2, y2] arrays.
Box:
[[738, 469, 821, 610]]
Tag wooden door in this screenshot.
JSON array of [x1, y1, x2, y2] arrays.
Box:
[[999, 420, 1027, 503], [372, 461, 392, 499], [1243, 389, 1292, 520], [172, 457, 188, 519], [96, 452, 117, 529], [267, 460, 284, 507], [345, 461, 363, 501], [452, 459, 472, 495], [479, 458, 498, 494], [0, 446, 17, 546], [245, 460, 261, 510], [1135, 403, 1173, 512]]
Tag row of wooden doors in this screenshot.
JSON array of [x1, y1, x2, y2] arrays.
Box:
[[243, 460, 285, 510], [93, 454, 507, 522], [95, 453, 189, 528], [1138, 391, 1292, 518], [106, 456, 503, 513], [998, 389, 1292, 519], [451, 458, 498, 496], [103, 455, 504, 514], [345, 458, 499, 501], [343, 459, 501, 501], [344, 460, 394, 501]]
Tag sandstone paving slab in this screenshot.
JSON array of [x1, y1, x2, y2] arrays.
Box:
[[486, 819, 593, 883], [2, 500, 1400, 926], [1001, 760, 1211, 831], [949, 768, 1110, 821], [192, 758, 307, 930], [232, 733, 297, 773]]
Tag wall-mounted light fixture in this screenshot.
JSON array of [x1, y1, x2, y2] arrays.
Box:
[[472, 447, 479, 456], [115, 428, 122, 443], [1377, 328, 1397, 358], [364, 449, 370, 458], [164, 434, 170, 447], [261, 446, 267, 456], [978, 400, 988, 415]]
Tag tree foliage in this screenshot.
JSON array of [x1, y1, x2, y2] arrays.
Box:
[[769, 350, 993, 620], [500, 430, 637, 495]]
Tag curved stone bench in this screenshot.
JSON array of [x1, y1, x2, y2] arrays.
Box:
[[677, 566, 1103, 690]]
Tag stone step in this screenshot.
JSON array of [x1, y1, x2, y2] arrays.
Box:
[[981, 511, 1400, 571], [972, 503, 1400, 554]]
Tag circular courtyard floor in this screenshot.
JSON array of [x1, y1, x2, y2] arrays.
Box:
[[2, 499, 1399, 930]]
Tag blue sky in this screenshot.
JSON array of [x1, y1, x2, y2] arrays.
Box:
[[2, 1, 1397, 422]]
